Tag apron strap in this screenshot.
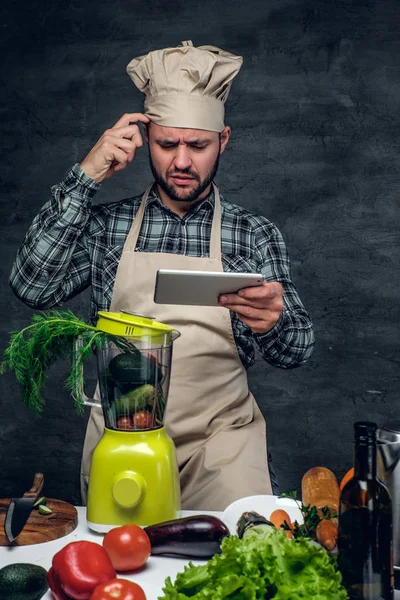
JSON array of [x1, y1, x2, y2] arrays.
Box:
[[124, 183, 222, 260]]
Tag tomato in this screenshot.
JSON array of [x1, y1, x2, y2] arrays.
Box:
[[133, 410, 152, 429], [90, 578, 146, 600], [117, 416, 133, 430], [103, 524, 151, 571]]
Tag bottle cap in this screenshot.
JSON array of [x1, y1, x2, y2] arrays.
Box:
[[354, 421, 377, 443]]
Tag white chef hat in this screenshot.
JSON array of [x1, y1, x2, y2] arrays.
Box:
[[126, 40, 243, 133]]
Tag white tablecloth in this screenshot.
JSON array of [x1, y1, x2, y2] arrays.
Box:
[[0, 508, 218, 599], [1, 507, 399, 599]]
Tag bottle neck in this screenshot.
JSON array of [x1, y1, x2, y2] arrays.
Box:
[[354, 441, 377, 479]]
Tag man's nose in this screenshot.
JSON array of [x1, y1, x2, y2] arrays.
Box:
[[173, 145, 192, 171]]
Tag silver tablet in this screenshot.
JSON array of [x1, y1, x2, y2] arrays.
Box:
[[154, 269, 264, 306]]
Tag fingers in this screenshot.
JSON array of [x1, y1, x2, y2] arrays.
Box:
[[224, 303, 267, 320], [105, 146, 131, 170], [106, 135, 141, 162], [238, 281, 283, 301], [219, 282, 283, 310], [222, 300, 282, 335], [80, 114, 150, 182], [237, 316, 273, 335], [104, 124, 144, 144], [218, 280, 284, 335], [111, 112, 151, 130]]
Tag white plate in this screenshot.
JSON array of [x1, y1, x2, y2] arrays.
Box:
[[222, 494, 303, 535]]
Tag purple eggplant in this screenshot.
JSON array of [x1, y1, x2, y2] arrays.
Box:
[[143, 515, 230, 558]]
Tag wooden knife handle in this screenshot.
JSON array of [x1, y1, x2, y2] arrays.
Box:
[[24, 473, 44, 499]]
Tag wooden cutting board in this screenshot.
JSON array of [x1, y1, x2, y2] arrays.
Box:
[[0, 498, 78, 546]]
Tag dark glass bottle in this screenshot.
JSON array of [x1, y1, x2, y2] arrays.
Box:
[[338, 421, 393, 600]]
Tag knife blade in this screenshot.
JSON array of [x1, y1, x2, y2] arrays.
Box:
[[4, 472, 44, 542]]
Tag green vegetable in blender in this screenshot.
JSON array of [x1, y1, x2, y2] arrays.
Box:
[[0, 310, 136, 415], [108, 352, 162, 391], [159, 515, 347, 600], [114, 384, 155, 416], [0, 563, 48, 600]]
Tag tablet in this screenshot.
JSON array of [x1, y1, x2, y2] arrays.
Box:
[[154, 269, 264, 306]]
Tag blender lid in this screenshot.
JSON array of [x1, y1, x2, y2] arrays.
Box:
[[96, 310, 180, 341]]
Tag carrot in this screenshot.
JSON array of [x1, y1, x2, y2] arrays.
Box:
[[269, 509, 293, 539], [339, 467, 355, 491], [316, 519, 338, 551]]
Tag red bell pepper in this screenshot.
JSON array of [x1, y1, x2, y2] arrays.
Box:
[[48, 540, 116, 600]]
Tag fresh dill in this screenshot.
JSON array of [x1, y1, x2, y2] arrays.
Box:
[[0, 310, 134, 415], [279, 491, 337, 540]]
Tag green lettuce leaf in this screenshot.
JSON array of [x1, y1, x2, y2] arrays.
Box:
[[158, 525, 347, 600]]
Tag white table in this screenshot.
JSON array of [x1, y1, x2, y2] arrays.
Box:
[[1, 508, 399, 599], [0, 508, 218, 599]]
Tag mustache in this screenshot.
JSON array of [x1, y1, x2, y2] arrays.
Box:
[[167, 168, 200, 180]]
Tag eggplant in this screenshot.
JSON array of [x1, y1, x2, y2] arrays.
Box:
[[236, 511, 274, 539], [143, 515, 230, 558]]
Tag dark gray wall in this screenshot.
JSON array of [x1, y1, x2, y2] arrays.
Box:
[[1, 0, 399, 504]]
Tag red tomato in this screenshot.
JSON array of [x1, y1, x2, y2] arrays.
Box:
[[133, 410, 152, 429], [90, 578, 146, 600], [117, 416, 133, 430], [103, 524, 151, 572]]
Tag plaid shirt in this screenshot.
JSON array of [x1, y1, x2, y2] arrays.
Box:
[[10, 164, 314, 370]]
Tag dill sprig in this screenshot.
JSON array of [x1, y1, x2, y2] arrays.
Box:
[[279, 491, 337, 540], [0, 310, 133, 415]]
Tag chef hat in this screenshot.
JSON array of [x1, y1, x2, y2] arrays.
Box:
[[126, 40, 243, 133]]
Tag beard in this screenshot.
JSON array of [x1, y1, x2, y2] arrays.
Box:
[[148, 149, 220, 203]]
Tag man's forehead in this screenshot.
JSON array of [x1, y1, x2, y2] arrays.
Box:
[[149, 122, 217, 141]]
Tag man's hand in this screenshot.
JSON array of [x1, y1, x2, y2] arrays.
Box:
[[80, 113, 151, 183], [218, 281, 284, 334]]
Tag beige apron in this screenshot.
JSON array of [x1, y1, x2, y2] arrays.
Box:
[[81, 184, 272, 510]]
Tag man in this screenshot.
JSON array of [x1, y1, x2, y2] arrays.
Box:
[[9, 41, 314, 510]]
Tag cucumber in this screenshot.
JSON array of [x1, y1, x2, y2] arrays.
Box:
[[114, 384, 155, 416], [0, 563, 48, 600]]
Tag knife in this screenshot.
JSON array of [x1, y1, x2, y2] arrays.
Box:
[[4, 472, 44, 542]]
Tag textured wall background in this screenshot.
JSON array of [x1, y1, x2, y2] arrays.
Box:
[[1, 0, 399, 504]]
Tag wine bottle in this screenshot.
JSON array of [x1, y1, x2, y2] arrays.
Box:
[[338, 421, 394, 599]]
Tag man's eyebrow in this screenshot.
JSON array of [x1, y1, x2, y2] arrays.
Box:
[[156, 138, 213, 144]]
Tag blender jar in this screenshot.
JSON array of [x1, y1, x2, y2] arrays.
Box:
[[83, 311, 180, 432]]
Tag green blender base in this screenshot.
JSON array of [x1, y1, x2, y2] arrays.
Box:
[[87, 427, 181, 532]]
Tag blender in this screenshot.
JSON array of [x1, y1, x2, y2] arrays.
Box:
[[81, 311, 181, 532]]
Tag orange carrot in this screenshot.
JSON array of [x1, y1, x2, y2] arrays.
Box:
[[316, 519, 338, 551], [339, 467, 355, 491], [269, 509, 293, 539]]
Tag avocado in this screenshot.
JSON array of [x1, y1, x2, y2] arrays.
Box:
[[0, 563, 48, 600], [108, 352, 163, 392]]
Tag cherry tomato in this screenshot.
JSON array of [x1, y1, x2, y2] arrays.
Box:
[[103, 524, 151, 571], [90, 578, 146, 600], [133, 410, 152, 429], [117, 416, 133, 430]]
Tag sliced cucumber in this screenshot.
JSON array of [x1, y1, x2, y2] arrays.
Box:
[[38, 505, 52, 515], [33, 497, 46, 508]]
